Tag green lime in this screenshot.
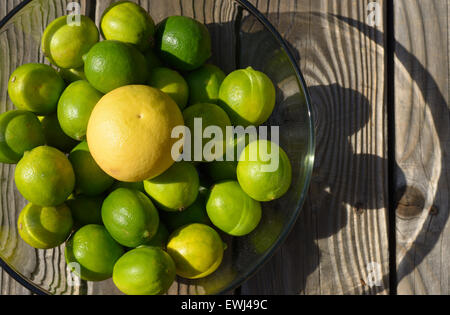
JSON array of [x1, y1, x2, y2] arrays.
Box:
[[0, 110, 45, 164], [206, 181, 261, 236], [84, 40, 149, 94], [144, 50, 163, 71], [218, 67, 276, 126], [113, 246, 175, 295], [148, 67, 189, 110], [186, 64, 226, 105], [143, 222, 169, 248], [101, 1, 155, 52], [66, 194, 104, 228], [57, 80, 103, 141], [102, 188, 160, 248], [161, 195, 210, 232], [155, 16, 211, 71], [18, 203, 73, 249], [204, 133, 250, 182], [69, 141, 115, 196], [144, 162, 199, 212], [42, 15, 99, 69], [15, 146, 75, 207], [237, 140, 292, 201], [182, 103, 231, 162], [205, 161, 237, 182], [167, 223, 224, 279], [65, 224, 124, 281], [39, 113, 79, 153], [8, 63, 65, 115], [59, 67, 86, 83], [109, 181, 146, 194]]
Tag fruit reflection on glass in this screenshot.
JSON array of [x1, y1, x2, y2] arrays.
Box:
[[3, 1, 295, 295]]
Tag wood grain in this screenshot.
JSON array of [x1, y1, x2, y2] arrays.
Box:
[[394, 0, 450, 295], [241, 0, 390, 295]]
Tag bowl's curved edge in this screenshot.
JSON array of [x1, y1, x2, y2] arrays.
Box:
[[0, 0, 51, 296], [220, 0, 316, 295], [0, 0, 316, 296]]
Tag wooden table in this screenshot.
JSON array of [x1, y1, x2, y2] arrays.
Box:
[[0, 0, 448, 295]]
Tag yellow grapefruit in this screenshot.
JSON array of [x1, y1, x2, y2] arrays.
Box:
[[86, 85, 184, 182]]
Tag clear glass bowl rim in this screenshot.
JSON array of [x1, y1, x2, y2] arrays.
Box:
[[0, 0, 315, 295]]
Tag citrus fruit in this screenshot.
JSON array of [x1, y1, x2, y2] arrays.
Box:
[[205, 161, 237, 182], [186, 64, 226, 105], [39, 113, 79, 153], [109, 181, 145, 194], [59, 67, 86, 83], [166, 223, 224, 279], [101, 1, 155, 52], [161, 195, 210, 232], [66, 195, 104, 228], [102, 188, 160, 248], [113, 246, 175, 295], [69, 141, 115, 196], [144, 162, 199, 212], [8, 63, 65, 115], [218, 67, 276, 126], [206, 181, 261, 236], [18, 203, 73, 249], [148, 67, 189, 110], [155, 16, 211, 71], [205, 133, 250, 181], [57, 80, 103, 141], [182, 103, 231, 162], [0, 110, 45, 164], [42, 15, 99, 69], [237, 140, 292, 201], [144, 50, 163, 71], [87, 85, 184, 182], [143, 222, 169, 248], [15, 146, 75, 207], [84, 40, 149, 94], [65, 224, 124, 281]]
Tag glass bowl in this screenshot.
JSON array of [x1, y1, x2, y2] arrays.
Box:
[[0, 0, 314, 295]]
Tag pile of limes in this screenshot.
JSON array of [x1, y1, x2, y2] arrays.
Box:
[[2, 1, 293, 295]]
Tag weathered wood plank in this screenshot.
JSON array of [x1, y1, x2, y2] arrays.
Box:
[[241, 0, 390, 295], [394, 0, 450, 295]]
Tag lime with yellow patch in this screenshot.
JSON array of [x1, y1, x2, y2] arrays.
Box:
[[167, 223, 224, 279], [87, 85, 184, 182], [8, 63, 65, 115], [18, 203, 73, 249], [15, 146, 75, 207], [42, 15, 99, 69], [101, 1, 155, 52]]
